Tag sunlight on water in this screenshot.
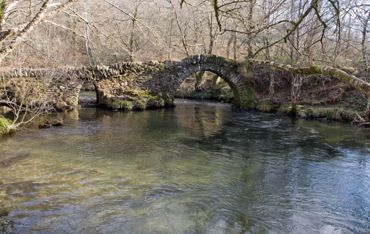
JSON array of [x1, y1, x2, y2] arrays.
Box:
[[0, 100, 369, 233]]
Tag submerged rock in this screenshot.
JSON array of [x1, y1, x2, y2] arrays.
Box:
[[0, 152, 30, 168], [0, 208, 14, 234], [359, 122, 370, 128], [38, 119, 64, 129], [0, 209, 8, 218], [51, 120, 64, 127]]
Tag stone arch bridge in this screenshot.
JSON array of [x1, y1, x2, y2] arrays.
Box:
[[1, 55, 369, 120]]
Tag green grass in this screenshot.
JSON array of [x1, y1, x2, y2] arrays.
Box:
[[0, 116, 11, 135]]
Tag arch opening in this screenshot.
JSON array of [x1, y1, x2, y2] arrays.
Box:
[[78, 81, 99, 107], [174, 70, 238, 105]]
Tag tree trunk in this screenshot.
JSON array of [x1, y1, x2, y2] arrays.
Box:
[[291, 75, 303, 115], [246, 0, 256, 59], [195, 13, 218, 90], [361, 12, 370, 70], [195, 72, 204, 92], [0, 0, 51, 63], [0, 0, 77, 64], [269, 73, 275, 99]]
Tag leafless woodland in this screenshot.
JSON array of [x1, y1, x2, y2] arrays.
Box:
[[0, 0, 368, 73]]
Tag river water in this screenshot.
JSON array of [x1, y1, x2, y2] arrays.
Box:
[[0, 100, 369, 233]]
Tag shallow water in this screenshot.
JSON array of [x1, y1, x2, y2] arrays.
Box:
[[0, 100, 369, 233]]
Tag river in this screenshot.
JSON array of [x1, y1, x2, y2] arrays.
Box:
[[0, 99, 369, 233]]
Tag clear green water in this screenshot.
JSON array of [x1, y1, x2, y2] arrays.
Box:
[[0, 100, 369, 233]]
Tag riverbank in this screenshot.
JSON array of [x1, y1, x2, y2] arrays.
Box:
[[174, 81, 369, 126], [0, 88, 368, 138], [173, 97, 368, 125]]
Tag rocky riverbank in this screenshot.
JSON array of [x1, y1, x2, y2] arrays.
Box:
[[175, 74, 369, 125]]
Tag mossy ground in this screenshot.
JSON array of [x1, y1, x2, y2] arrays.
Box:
[[275, 105, 362, 122]]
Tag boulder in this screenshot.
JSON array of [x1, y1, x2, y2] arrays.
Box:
[[38, 119, 64, 129]]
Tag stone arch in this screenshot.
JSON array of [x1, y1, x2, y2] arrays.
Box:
[[162, 55, 246, 106], [77, 80, 100, 106]]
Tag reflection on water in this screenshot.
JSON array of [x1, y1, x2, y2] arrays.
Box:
[[0, 99, 369, 233]]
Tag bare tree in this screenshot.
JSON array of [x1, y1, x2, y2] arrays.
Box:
[[0, 77, 52, 134], [360, 10, 370, 71], [0, 0, 78, 64], [0, 0, 367, 75]]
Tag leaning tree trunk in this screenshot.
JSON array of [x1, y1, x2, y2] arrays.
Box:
[[361, 12, 370, 71]]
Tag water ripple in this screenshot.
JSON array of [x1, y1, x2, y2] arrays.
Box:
[[0, 103, 369, 233]]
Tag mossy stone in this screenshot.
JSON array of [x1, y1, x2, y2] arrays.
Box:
[[239, 87, 258, 110], [107, 100, 134, 111], [133, 100, 147, 110]]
